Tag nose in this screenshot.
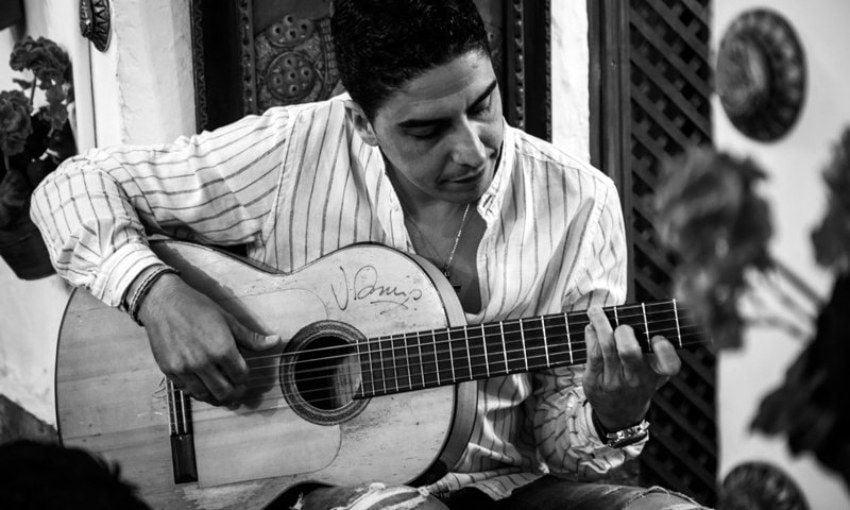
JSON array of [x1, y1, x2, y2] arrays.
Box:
[[450, 119, 488, 168]]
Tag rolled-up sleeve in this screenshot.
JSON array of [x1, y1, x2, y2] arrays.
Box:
[[532, 182, 646, 478], [30, 107, 291, 307]]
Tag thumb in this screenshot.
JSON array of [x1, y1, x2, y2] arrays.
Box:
[[222, 311, 281, 351]]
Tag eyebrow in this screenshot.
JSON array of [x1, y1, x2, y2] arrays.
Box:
[[397, 79, 498, 129]]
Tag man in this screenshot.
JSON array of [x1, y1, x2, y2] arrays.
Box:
[[32, 1, 705, 508]]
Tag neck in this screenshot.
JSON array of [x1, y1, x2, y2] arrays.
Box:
[[355, 299, 697, 398]]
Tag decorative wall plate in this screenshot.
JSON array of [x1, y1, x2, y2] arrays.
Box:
[[716, 9, 806, 142], [720, 461, 809, 510], [80, 0, 111, 52]]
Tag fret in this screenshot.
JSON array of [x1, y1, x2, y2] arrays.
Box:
[[519, 318, 529, 371], [541, 316, 550, 366], [642, 303, 650, 350], [415, 331, 426, 388], [481, 323, 490, 378], [543, 313, 570, 365], [565, 313, 574, 364], [434, 328, 454, 386], [450, 327, 471, 381], [419, 330, 439, 388], [672, 299, 683, 348], [501, 320, 526, 373], [613, 305, 620, 326], [378, 336, 390, 394], [402, 333, 413, 390], [522, 317, 549, 371], [467, 324, 488, 379], [389, 335, 401, 393], [485, 322, 507, 376], [463, 325, 473, 380], [499, 321, 509, 373]]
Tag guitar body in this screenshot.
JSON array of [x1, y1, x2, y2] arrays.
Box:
[[56, 241, 477, 509]]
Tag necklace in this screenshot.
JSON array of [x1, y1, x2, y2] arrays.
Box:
[[405, 202, 472, 281]]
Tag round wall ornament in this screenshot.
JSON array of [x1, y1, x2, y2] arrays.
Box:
[[80, 0, 111, 52], [715, 9, 806, 142], [720, 461, 808, 510]]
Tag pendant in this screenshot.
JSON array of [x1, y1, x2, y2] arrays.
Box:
[[443, 269, 462, 293]]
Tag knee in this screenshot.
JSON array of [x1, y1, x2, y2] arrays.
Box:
[[624, 486, 711, 510], [299, 483, 447, 510]]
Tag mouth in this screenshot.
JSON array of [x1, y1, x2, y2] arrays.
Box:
[[447, 167, 486, 185]]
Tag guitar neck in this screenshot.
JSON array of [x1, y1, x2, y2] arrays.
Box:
[[357, 299, 694, 398]]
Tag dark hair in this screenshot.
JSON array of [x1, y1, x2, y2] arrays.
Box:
[[331, 0, 491, 120], [0, 440, 150, 509]]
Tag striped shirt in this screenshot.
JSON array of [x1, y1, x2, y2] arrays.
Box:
[[31, 95, 644, 499]]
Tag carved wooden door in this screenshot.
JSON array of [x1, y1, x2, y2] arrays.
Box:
[[190, 0, 550, 140]]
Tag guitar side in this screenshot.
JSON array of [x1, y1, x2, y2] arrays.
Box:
[[55, 242, 477, 509]]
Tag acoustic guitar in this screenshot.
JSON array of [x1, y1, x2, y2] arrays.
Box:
[[55, 240, 698, 509]]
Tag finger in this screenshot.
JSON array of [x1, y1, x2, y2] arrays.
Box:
[[217, 345, 250, 388], [222, 311, 281, 351], [585, 319, 603, 373], [198, 365, 238, 404], [613, 325, 643, 386], [180, 373, 214, 404], [587, 306, 618, 377], [648, 336, 682, 378]]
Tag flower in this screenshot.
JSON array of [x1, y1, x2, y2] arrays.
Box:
[[0, 36, 75, 230], [653, 147, 773, 349], [811, 126, 850, 273], [9, 36, 70, 89], [0, 90, 33, 155]]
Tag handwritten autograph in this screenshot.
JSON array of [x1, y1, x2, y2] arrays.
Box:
[[331, 265, 423, 313]]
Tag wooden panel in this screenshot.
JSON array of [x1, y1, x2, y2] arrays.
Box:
[[589, 0, 716, 505], [191, 0, 550, 139]]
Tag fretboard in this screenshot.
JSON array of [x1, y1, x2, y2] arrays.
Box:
[[356, 299, 695, 398]]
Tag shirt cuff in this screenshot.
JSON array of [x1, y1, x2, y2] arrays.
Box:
[[90, 243, 165, 308]]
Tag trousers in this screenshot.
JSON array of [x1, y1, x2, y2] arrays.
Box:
[[280, 476, 711, 510]]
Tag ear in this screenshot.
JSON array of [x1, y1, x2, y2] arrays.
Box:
[[344, 100, 379, 147]]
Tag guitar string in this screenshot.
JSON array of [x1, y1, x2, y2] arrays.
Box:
[[237, 318, 699, 386], [227, 302, 694, 365], [189, 332, 705, 420], [225, 328, 704, 412], [229, 306, 693, 372], [187, 310, 696, 392], [237, 321, 700, 392], [165, 303, 698, 414], [186, 327, 703, 418], [189, 333, 706, 421]]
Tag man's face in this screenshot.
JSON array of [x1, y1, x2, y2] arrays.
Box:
[[366, 50, 504, 206]]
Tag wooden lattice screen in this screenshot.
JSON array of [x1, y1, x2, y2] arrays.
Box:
[[590, 0, 716, 506]]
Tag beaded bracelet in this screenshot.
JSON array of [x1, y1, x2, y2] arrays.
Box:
[[128, 266, 180, 326]]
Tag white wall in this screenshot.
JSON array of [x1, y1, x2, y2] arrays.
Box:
[[551, 1, 590, 161], [714, 1, 850, 507], [0, 0, 195, 426]]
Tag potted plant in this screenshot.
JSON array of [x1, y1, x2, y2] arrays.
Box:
[[0, 36, 76, 279]]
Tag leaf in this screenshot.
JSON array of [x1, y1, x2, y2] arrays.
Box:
[[12, 78, 33, 90]]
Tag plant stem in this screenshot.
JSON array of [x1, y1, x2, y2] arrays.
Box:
[[29, 75, 37, 105]]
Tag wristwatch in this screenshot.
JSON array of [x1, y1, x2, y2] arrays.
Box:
[[592, 411, 650, 448]]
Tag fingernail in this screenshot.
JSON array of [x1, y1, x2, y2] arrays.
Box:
[[265, 334, 281, 346]]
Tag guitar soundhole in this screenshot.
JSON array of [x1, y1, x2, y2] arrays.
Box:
[[293, 337, 359, 410], [279, 320, 369, 425]]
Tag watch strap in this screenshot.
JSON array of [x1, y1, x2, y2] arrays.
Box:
[[592, 410, 650, 448]]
